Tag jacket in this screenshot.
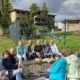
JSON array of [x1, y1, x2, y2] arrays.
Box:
[[66, 54, 78, 78], [16, 46, 26, 56], [2, 58, 14, 70], [48, 57, 67, 80]]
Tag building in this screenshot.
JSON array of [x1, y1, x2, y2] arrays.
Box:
[[55, 21, 65, 31], [10, 9, 28, 23], [34, 12, 55, 26], [55, 19, 80, 32], [65, 19, 80, 32], [10, 9, 55, 26]]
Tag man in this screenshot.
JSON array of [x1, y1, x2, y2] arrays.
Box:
[[48, 53, 67, 80]]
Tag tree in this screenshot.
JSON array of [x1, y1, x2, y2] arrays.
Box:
[[20, 4, 41, 38], [41, 2, 54, 29], [30, 3, 40, 17], [41, 2, 48, 18], [0, 0, 12, 35], [20, 3, 54, 39]]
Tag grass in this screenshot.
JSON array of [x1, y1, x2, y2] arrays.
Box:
[[0, 32, 80, 53], [0, 37, 16, 53]]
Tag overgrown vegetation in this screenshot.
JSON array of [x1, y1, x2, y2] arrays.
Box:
[[0, 32, 80, 53]]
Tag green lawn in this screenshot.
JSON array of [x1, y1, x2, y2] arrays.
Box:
[[0, 32, 80, 53]]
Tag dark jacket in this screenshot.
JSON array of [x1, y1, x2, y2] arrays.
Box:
[[10, 54, 16, 64], [34, 45, 43, 53], [2, 58, 14, 70]]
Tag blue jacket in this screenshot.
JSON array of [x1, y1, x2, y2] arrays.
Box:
[[16, 46, 26, 56], [48, 57, 67, 80]]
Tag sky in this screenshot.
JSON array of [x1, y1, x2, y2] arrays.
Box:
[[12, 0, 80, 20]]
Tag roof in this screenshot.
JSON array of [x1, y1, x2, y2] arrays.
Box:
[[48, 12, 57, 16], [10, 9, 56, 16], [10, 9, 29, 13]]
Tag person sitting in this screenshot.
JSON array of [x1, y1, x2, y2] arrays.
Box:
[[66, 52, 78, 80], [9, 48, 18, 69], [47, 53, 67, 80], [26, 40, 35, 60], [0, 57, 9, 80], [50, 41, 59, 56], [43, 41, 51, 58], [77, 52, 80, 80], [16, 40, 26, 66], [34, 40, 44, 58], [2, 50, 22, 80], [2, 51, 14, 70]]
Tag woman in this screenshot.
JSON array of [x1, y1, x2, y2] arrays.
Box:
[[2, 50, 22, 80], [34, 40, 44, 58], [48, 53, 67, 80], [26, 40, 35, 60]]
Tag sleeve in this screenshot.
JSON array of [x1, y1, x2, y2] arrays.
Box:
[[16, 46, 19, 55], [54, 44, 59, 53], [24, 47, 27, 54], [32, 45, 34, 53], [26, 45, 28, 53], [48, 59, 62, 73], [34, 45, 36, 52]]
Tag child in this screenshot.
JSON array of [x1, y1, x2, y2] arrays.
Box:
[[16, 40, 26, 66]]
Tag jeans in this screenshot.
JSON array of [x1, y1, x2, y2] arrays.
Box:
[[12, 68, 22, 80], [42, 71, 50, 78], [17, 54, 26, 66]]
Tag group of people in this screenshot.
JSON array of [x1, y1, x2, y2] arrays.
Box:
[[0, 39, 80, 80], [0, 40, 59, 80], [16, 40, 59, 65]]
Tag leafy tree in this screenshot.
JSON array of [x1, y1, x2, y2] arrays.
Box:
[[30, 3, 40, 17], [20, 4, 41, 38], [0, 0, 12, 35], [20, 3, 54, 39], [41, 2, 48, 18]]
